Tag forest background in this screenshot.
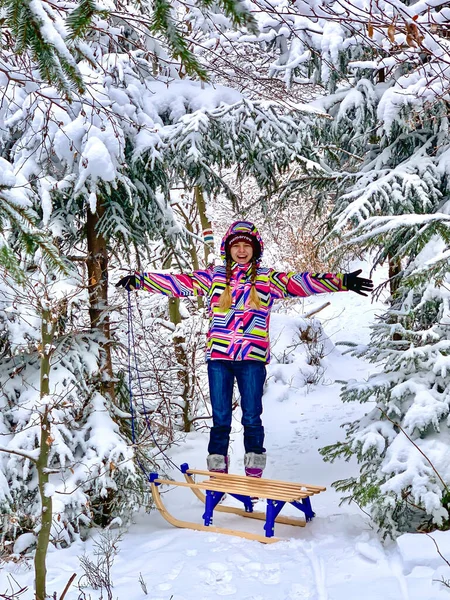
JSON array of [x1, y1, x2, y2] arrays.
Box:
[[2, 1, 450, 599]]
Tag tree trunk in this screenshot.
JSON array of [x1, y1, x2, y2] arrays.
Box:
[[388, 254, 402, 298], [163, 243, 192, 432], [34, 308, 53, 600], [183, 212, 204, 310], [388, 253, 402, 341], [194, 186, 214, 266], [86, 202, 117, 524], [167, 297, 192, 431], [86, 202, 115, 401]]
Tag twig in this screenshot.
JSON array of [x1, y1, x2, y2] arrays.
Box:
[[350, 498, 373, 520], [59, 573, 76, 600], [138, 573, 148, 595], [0, 575, 28, 599], [425, 533, 450, 569]]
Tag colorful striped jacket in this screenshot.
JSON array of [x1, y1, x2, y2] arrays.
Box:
[[135, 221, 347, 363]]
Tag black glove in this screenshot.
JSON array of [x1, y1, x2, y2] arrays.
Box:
[[343, 269, 373, 296], [115, 274, 137, 291]]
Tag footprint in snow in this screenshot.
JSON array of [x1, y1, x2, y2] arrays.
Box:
[[156, 582, 172, 592], [166, 561, 185, 580], [262, 563, 281, 584], [236, 560, 281, 584], [199, 562, 237, 596]]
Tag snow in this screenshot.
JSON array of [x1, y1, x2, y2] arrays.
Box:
[[74, 135, 119, 195], [13, 533, 36, 555], [44, 483, 56, 498], [0, 158, 33, 208], [2, 286, 450, 600]]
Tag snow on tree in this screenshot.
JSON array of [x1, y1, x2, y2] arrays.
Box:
[[320, 208, 450, 535], [0, 157, 63, 282], [308, 8, 450, 534], [0, 0, 101, 96], [0, 257, 141, 581]]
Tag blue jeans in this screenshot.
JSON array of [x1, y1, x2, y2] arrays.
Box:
[[207, 360, 266, 456]]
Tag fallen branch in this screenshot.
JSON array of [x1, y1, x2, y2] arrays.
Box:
[[304, 302, 331, 319]]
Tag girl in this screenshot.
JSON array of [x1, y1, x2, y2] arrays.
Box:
[[116, 221, 373, 477]]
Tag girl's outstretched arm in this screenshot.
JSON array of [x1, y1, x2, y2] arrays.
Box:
[[269, 270, 346, 299], [116, 269, 212, 297]]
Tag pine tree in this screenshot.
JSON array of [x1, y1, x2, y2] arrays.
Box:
[[320, 238, 450, 534], [310, 16, 450, 536]]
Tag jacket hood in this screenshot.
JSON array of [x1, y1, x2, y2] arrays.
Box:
[[220, 221, 264, 264]]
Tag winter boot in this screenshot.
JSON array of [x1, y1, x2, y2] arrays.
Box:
[[244, 452, 267, 504], [207, 454, 228, 503], [244, 452, 266, 478], [207, 454, 229, 474]]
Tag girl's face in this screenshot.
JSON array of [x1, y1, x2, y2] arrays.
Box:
[[230, 241, 253, 264]]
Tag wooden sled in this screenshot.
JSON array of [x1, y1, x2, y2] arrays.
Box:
[[149, 463, 326, 544]]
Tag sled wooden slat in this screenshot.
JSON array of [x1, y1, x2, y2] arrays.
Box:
[[153, 477, 308, 502], [205, 478, 306, 498], [206, 477, 320, 496], [207, 476, 315, 494], [187, 469, 326, 493], [150, 483, 280, 544], [183, 473, 307, 528]]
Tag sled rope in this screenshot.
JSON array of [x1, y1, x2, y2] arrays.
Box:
[[127, 292, 182, 474]]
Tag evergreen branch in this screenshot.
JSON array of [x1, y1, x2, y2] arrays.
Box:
[[378, 408, 450, 494], [0, 245, 25, 284], [2, 0, 86, 94], [216, 0, 258, 32], [66, 0, 104, 41], [150, 0, 208, 80], [0, 193, 69, 276], [149, 0, 256, 79]]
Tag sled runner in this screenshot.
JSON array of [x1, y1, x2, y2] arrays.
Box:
[[149, 463, 326, 543]]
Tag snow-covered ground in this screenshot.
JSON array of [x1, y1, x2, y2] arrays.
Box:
[[2, 283, 450, 600]]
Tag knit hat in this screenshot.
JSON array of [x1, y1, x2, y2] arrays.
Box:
[[226, 232, 261, 260], [220, 221, 264, 264]]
